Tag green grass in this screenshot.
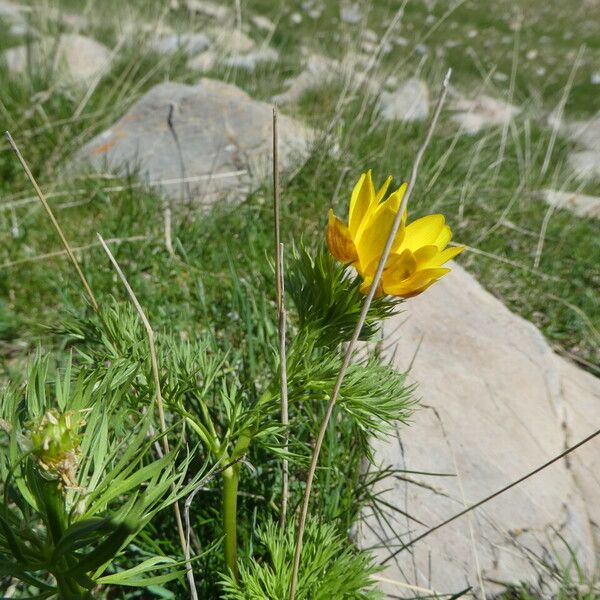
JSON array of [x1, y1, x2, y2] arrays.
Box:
[[0, 0, 599, 597]]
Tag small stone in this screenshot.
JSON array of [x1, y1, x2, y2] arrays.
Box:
[[208, 27, 254, 54], [379, 78, 429, 122], [493, 71, 509, 82], [273, 53, 378, 105], [536, 66, 546, 76], [188, 49, 216, 71], [3, 34, 111, 85], [560, 112, 600, 151], [340, 3, 362, 24], [290, 12, 302, 24], [395, 35, 409, 47], [251, 14, 275, 32], [568, 151, 600, 181], [222, 46, 278, 71], [451, 94, 521, 134], [591, 72, 600, 85], [467, 29, 478, 38], [415, 43, 428, 54], [8, 21, 28, 36], [526, 49, 538, 60], [0, 0, 25, 22], [185, 0, 229, 21], [150, 32, 210, 57], [362, 28, 378, 43], [543, 189, 600, 218]]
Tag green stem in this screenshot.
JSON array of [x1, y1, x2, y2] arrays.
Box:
[[54, 573, 90, 599], [222, 464, 240, 578]]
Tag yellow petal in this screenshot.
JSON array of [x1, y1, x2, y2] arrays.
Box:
[[383, 248, 418, 280], [349, 171, 375, 238], [412, 245, 439, 268], [355, 198, 405, 275], [383, 267, 450, 298], [434, 223, 452, 249], [436, 245, 465, 265], [402, 214, 446, 251], [326, 209, 358, 263], [359, 275, 384, 297], [375, 176, 394, 203]]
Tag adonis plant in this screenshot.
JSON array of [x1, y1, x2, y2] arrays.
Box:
[[0, 78, 464, 598]]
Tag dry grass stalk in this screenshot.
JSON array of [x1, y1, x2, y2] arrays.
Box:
[[96, 233, 193, 594], [273, 107, 290, 526], [5, 131, 99, 311], [287, 69, 453, 600]]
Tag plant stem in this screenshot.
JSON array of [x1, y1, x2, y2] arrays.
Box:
[[54, 573, 90, 600], [222, 464, 240, 578]]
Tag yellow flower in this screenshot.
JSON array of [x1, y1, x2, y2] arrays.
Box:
[[326, 171, 464, 298]]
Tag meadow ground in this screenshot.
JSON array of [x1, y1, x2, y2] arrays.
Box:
[[0, 0, 598, 597]]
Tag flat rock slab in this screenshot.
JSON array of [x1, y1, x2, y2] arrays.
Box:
[[357, 263, 599, 597], [72, 79, 313, 204], [543, 189, 600, 218]]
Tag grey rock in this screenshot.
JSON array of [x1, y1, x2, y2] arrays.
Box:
[[150, 32, 210, 57], [543, 189, 600, 218], [379, 77, 429, 122], [357, 263, 599, 596], [340, 3, 362, 24], [251, 14, 275, 32], [560, 111, 600, 152], [222, 46, 278, 71], [568, 151, 600, 181], [3, 34, 111, 84], [273, 53, 378, 105], [187, 49, 217, 71], [185, 0, 229, 21], [208, 27, 254, 54], [553, 112, 600, 181], [72, 79, 314, 205], [0, 0, 26, 22], [451, 94, 521, 134]]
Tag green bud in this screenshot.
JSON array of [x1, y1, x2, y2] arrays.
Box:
[[27, 409, 85, 489]]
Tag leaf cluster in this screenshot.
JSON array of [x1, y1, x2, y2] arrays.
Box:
[[220, 518, 382, 600], [0, 354, 199, 597], [285, 244, 401, 348]]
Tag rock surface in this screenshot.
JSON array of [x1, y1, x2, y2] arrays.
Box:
[[150, 32, 210, 57], [379, 78, 429, 122], [358, 263, 599, 597], [0, 0, 26, 23], [3, 34, 110, 84], [72, 79, 313, 204], [568, 151, 600, 181], [557, 111, 600, 181], [222, 46, 278, 71], [451, 94, 521, 134], [543, 189, 600, 219], [273, 53, 377, 105]]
